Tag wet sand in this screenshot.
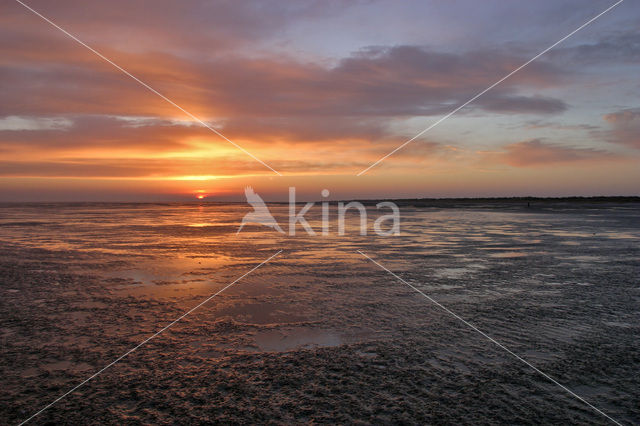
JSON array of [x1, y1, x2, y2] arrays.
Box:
[[1, 202, 639, 424]]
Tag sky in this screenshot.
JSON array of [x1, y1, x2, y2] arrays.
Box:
[[0, 0, 639, 201]]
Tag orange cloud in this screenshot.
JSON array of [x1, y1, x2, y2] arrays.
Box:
[[604, 108, 640, 149], [480, 139, 621, 167]]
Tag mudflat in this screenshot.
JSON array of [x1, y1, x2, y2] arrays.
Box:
[[1, 202, 638, 424]]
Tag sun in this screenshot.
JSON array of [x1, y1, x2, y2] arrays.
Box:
[[194, 189, 208, 200]]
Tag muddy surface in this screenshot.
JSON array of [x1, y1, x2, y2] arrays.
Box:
[[0, 202, 638, 424]]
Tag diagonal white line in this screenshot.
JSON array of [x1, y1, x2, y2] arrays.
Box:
[[357, 250, 623, 426], [18, 250, 283, 425], [14, 0, 281, 176], [357, 0, 624, 176]]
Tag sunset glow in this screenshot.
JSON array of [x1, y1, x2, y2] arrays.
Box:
[[0, 0, 638, 201]]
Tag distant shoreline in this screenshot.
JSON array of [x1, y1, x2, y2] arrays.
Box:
[[1, 196, 639, 208], [320, 196, 640, 210]]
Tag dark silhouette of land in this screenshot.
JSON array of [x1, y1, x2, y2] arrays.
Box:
[[352, 196, 640, 210]]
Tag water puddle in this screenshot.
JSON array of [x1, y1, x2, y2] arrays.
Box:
[[214, 302, 308, 325], [488, 251, 527, 258], [252, 327, 342, 352]]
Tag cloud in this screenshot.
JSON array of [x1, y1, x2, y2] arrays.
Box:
[[475, 95, 566, 114], [3, 0, 634, 184], [482, 139, 619, 167], [0, 115, 196, 152], [1, 0, 360, 56], [0, 31, 574, 181], [520, 120, 599, 131], [0, 32, 569, 121], [0, 157, 257, 178], [550, 33, 640, 66], [603, 108, 640, 149], [0, 116, 73, 131], [0, 112, 418, 178], [218, 116, 391, 143], [0, 156, 375, 179]]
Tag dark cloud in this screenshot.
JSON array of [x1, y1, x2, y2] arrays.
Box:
[[475, 95, 567, 114], [550, 33, 640, 65], [1, 0, 360, 56], [520, 120, 599, 131]]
